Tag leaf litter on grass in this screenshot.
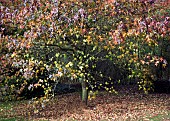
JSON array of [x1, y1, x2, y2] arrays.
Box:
[[1, 86, 170, 121]]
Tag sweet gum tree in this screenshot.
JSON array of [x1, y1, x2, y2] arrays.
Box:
[[0, 0, 169, 103]]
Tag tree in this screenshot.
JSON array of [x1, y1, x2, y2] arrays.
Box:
[[0, 0, 169, 103]]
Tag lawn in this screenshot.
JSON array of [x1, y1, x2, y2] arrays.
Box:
[[0, 86, 169, 121]]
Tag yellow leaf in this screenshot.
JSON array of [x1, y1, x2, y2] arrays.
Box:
[[162, 64, 166, 68]]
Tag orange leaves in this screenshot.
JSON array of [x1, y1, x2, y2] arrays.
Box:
[[86, 35, 92, 44], [83, 35, 92, 44], [106, 0, 115, 4], [133, 18, 139, 26], [140, 55, 168, 69], [145, 35, 158, 46], [80, 28, 87, 35], [54, 71, 63, 77], [7, 87, 170, 120], [109, 30, 125, 45], [140, 60, 145, 65], [127, 29, 135, 36], [98, 35, 104, 42], [145, 35, 152, 43]]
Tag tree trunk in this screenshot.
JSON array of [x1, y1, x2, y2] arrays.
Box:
[[82, 80, 88, 105]]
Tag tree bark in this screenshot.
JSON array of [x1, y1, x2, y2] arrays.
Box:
[[82, 80, 88, 105]]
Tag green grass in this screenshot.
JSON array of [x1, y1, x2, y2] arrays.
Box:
[[0, 117, 19, 121], [148, 112, 170, 121], [0, 115, 27, 121], [0, 101, 14, 110], [0, 101, 14, 119], [0, 101, 26, 121], [0, 101, 48, 121]]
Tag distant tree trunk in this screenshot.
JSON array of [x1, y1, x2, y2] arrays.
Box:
[[82, 80, 88, 105]]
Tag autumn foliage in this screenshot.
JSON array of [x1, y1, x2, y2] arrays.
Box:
[[0, 0, 169, 102]]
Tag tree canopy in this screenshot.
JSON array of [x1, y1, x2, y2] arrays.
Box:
[[0, 0, 169, 103]]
